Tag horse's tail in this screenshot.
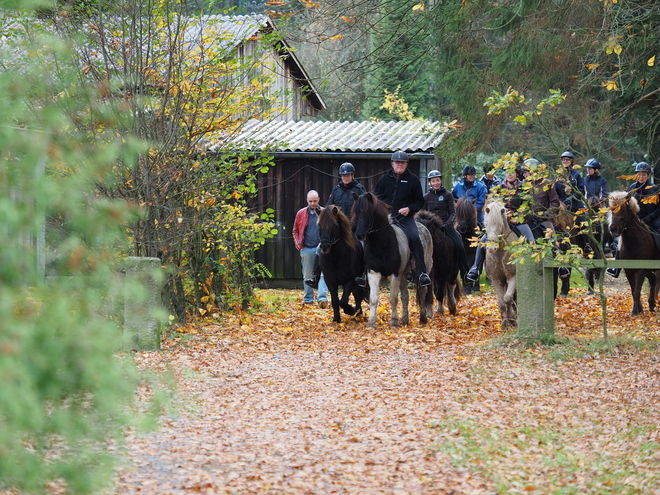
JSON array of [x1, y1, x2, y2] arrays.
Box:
[[453, 276, 462, 303]]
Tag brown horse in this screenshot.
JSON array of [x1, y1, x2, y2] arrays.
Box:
[[609, 191, 660, 315], [552, 200, 612, 295], [317, 206, 365, 323]]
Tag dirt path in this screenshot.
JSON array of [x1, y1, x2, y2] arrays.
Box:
[[115, 286, 660, 494]]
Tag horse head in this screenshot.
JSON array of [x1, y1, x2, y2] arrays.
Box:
[[483, 202, 509, 254], [455, 197, 477, 235], [608, 191, 638, 238], [353, 192, 388, 242], [318, 206, 340, 254]]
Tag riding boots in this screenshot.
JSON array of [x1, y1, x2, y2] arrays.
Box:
[[355, 274, 367, 287], [466, 245, 485, 283], [606, 241, 620, 278], [418, 272, 432, 287]]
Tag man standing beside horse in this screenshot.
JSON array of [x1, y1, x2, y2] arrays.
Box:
[[356, 150, 431, 287], [293, 190, 329, 307]]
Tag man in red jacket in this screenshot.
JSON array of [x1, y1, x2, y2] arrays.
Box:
[[292, 190, 329, 306]]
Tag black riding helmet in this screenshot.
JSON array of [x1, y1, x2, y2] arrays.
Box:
[[338, 162, 355, 175], [391, 150, 409, 162], [585, 158, 601, 170]]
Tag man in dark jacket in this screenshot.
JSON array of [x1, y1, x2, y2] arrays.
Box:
[[368, 150, 431, 287], [327, 162, 366, 215]]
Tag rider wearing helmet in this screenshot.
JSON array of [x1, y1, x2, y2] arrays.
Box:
[[422, 170, 469, 275], [480, 163, 502, 195], [327, 162, 366, 215], [367, 151, 431, 287], [452, 164, 488, 227], [584, 158, 609, 201], [629, 161, 660, 232], [555, 151, 586, 213]]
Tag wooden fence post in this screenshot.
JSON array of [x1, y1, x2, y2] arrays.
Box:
[[517, 260, 555, 335], [123, 256, 163, 351]]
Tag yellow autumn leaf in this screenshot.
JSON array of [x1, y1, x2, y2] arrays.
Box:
[[413, 3, 425, 10], [614, 44, 623, 55], [586, 63, 600, 70], [602, 80, 619, 91], [648, 55, 656, 67]]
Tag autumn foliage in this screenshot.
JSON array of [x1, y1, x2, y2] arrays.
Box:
[[114, 283, 660, 494]]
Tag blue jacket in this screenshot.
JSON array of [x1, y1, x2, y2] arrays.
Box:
[[452, 179, 487, 223], [584, 174, 609, 202]]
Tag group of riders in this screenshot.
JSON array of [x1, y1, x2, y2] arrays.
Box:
[[305, 150, 659, 297]]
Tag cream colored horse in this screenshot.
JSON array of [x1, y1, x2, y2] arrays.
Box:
[[483, 201, 518, 329]]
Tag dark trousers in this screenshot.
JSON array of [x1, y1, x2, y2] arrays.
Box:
[[395, 215, 427, 275]]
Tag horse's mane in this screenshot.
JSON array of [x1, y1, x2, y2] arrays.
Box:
[[484, 201, 508, 233], [319, 206, 357, 250], [352, 192, 390, 224], [415, 210, 444, 232], [609, 191, 639, 214], [455, 196, 477, 223]]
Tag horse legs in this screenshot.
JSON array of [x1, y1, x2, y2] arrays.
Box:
[[352, 284, 365, 318], [626, 269, 645, 315], [327, 283, 342, 323], [389, 274, 410, 327], [504, 276, 518, 328], [647, 271, 657, 313], [417, 282, 433, 324], [367, 271, 381, 329], [339, 282, 356, 316], [434, 278, 446, 316], [447, 278, 460, 316]]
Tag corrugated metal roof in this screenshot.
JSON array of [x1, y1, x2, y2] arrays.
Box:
[[208, 119, 446, 153], [183, 14, 268, 52]]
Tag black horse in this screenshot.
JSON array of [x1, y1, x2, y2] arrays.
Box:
[[416, 211, 462, 315], [317, 205, 365, 323], [352, 192, 434, 328], [454, 196, 479, 294]]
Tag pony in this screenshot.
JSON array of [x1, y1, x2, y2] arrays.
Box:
[[608, 191, 660, 315], [415, 211, 462, 315], [352, 192, 434, 329], [550, 200, 612, 296], [454, 196, 479, 293], [317, 205, 365, 323], [483, 201, 518, 329]]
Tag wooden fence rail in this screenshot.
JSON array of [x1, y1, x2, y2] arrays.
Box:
[[517, 259, 660, 334]]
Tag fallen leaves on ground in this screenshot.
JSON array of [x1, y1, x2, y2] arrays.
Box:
[[116, 282, 660, 494]]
